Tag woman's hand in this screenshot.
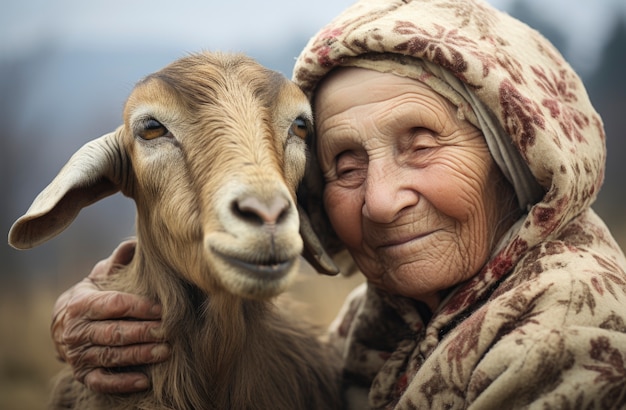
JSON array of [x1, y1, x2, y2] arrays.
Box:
[[51, 240, 171, 394]]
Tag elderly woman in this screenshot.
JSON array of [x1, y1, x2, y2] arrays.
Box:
[[50, 0, 626, 408]]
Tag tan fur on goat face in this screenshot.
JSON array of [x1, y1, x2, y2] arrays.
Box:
[[7, 52, 323, 299], [120, 53, 311, 299]]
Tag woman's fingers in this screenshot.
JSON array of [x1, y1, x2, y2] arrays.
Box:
[[73, 319, 166, 347], [57, 316, 170, 394], [109, 239, 137, 266], [68, 290, 162, 322], [88, 240, 137, 281], [69, 343, 170, 393], [67, 342, 170, 370], [82, 368, 150, 394], [52, 281, 164, 357], [49, 239, 171, 394]]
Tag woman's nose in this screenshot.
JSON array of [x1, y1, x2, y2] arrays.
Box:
[[362, 160, 418, 223]]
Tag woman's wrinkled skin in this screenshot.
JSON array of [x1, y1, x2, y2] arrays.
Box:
[[315, 68, 517, 311], [51, 240, 170, 393]]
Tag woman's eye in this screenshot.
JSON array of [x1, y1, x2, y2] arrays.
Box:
[[335, 152, 366, 181], [137, 118, 171, 140], [289, 116, 309, 140], [412, 144, 434, 153], [407, 128, 438, 153], [336, 158, 353, 176]]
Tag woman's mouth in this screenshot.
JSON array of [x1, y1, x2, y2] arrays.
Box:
[[374, 230, 436, 250]]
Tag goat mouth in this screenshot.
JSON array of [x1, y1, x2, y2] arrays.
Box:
[[216, 251, 296, 280]]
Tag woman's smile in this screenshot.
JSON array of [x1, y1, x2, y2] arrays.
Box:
[[377, 229, 436, 249], [367, 220, 439, 251]]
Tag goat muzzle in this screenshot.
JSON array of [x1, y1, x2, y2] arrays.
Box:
[[233, 195, 290, 230]]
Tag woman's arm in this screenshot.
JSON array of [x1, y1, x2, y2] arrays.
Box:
[[51, 240, 171, 394]]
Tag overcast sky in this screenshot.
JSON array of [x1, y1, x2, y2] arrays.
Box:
[[2, 0, 625, 75]]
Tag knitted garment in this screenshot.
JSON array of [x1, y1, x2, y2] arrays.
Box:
[[293, 0, 626, 408]]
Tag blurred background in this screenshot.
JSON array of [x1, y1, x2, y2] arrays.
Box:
[[1, 0, 625, 408]]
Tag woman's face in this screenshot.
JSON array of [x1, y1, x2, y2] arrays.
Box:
[[315, 68, 512, 308]]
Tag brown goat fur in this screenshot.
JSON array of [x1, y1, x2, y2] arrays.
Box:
[[9, 52, 342, 409]]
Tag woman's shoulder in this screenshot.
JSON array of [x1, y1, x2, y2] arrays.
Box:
[[492, 208, 626, 315], [426, 226, 626, 407]]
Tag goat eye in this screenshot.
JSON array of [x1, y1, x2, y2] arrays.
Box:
[[137, 118, 171, 140], [289, 117, 309, 140]]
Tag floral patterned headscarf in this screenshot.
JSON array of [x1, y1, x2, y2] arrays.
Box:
[[294, 0, 606, 270]]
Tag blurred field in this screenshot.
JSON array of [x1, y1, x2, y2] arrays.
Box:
[[0, 282, 63, 410], [0, 264, 363, 410]]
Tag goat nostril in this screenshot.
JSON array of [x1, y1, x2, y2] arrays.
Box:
[[234, 196, 290, 226]]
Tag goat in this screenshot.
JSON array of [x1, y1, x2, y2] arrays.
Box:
[[8, 52, 343, 410]]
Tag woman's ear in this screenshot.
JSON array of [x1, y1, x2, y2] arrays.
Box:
[[8, 129, 128, 250]]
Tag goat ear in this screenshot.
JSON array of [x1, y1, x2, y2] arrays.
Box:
[[298, 205, 339, 276], [8, 129, 128, 250]]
